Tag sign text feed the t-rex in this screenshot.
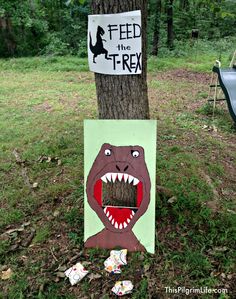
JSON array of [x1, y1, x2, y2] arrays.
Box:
[[88, 10, 142, 75]]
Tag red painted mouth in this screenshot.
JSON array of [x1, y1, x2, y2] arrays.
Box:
[[93, 172, 143, 230]]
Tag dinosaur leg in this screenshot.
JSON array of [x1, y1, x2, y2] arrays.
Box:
[[93, 54, 97, 63], [103, 49, 112, 60]]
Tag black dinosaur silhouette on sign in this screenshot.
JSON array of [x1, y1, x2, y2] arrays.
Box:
[[89, 26, 112, 63]]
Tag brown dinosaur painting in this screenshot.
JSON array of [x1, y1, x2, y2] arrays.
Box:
[[85, 143, 151, 251]]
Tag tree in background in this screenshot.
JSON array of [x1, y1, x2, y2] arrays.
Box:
[[166, 0, 174, 50], [150, 0, 162, 56], [0, 0, 236, 58], [0, 0, 47, 57], [0, 0, 88, 57]]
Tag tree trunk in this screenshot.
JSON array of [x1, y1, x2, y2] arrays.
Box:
[[90, 1, 150, 211], [91, 0, 149, 119], [0, 17, 16, 56], [151, 0, 162, 56], [166, 0, 174, 50]]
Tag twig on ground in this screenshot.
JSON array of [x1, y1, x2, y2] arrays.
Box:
[[50, 247, 59, 262]]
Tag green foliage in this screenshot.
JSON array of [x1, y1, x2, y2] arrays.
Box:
[[0, 0, 89, 57], [0, 240, 10, 263], [0, 0, 48, 57], [65, 207, 83, 227], [132, 278, 148, 298], [148, 0, 236, 55], [0, 0, 235, 58], [42, 33, 69, 56], [33, 225, 51, 243]]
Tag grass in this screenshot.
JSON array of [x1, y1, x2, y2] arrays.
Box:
[[0, 46, 236, 298]]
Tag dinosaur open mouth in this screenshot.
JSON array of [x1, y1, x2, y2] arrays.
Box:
[[93, 173, 143, 230]]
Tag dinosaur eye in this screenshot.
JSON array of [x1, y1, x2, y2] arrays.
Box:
[[105, 149, 111, 156], [132, 150, 139, 158]]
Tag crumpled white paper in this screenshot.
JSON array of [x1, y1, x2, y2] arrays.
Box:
[[112, 280, 134, 296], [104, 249, 127, 273], [65, 262, 89, 286]]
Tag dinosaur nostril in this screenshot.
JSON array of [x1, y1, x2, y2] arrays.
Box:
[[124, 165, 129, 172], [116, 165, 121, 171]]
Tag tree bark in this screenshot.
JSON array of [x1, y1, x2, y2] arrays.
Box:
[[151, 0, 162, 56], [0, 17, 16, 56], [91, 0, 149, 119], [166, 0, 174, 50], [90, 1, 150, 210]]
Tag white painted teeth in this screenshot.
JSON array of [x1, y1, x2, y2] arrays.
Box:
[[118, 173, 123, 182], [104, 207, 136, 230], [101, 173, 139, 185], [128, 175, 134, 184], [123, 173, 128, 183], [111, 173, 117, 183], [106, 173, 112, 182], [101, 175, 107, 183]]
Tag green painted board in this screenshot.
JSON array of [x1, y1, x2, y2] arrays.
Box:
[[84, 120, 156, 253]]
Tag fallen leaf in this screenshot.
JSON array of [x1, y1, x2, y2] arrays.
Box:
[[5, 227, 24, 234], [87, 273, 102, 282], [212, 125, 218, 132], [168, 196, 177, 204], [53, 277, 60, 283], [53, 210, 60, 217], [55, 271, 65, 278], [22, 221, 31, 227], [9, 244, 19, 252], [1, 268, 13, 280], [227, 209, 236, 215], [0, 234, 9, 241], [221, 273, 226, 279], [57, 265, 67, 272], [144, 264, 151, 276], [207, 246, 228, 256], [38, 155, 47, 163], [32, 182, 38, 188], [215, 246, 228, 252]]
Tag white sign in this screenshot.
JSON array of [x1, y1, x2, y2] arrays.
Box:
[[88, 10, 142, 75]]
